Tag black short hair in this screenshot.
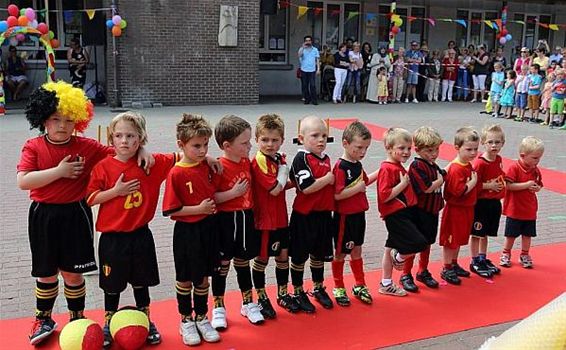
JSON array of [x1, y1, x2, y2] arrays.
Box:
[[304, 35, 312, 41]]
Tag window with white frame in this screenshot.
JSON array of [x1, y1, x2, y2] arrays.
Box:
[[513, 13, 553, 51], [378, 5, 424, 50], [455, 10, 498, 51], [259, 7, 288, 64], [306, 1, 360, 51]]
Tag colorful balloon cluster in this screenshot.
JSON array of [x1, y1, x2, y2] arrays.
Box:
[[0, 4, 60, 48], [106, 15, 127, 37], [389, 14, 403, 52], [497, 6, 512, 46]]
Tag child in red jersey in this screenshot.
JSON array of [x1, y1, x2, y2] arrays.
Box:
[[17, 82, 152, 346], [211, 115, 263, 328], [377, 128, 428, 297], [86, 112, 176, 347], [439, 127, 479, 285], [289, 116, 335, 312], [162, 114, 220, 346], [469, 125, 506, 278], [401, 127, 445, 292], [250, 114, 300, 317], [500, 136, 544, 269], [331, 121, 378, 306]]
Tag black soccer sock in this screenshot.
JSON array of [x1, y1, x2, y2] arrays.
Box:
[[212, 262, 230, 308], [290, 261, 305, 294], [275, 259, 290, 297], [133, 286, 151, 319], [35, 280, 58, 319], [234, 258, 253, 304], [64, 281, 86, 321], [252, 258, 268, 299], [193, 284, 209, 320], [176, 282, 193, 321], [310, 257, 325, 289], [104, 292, 120, 325]]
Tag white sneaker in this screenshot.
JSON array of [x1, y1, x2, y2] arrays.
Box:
[[179, 320, 201, 346], [240, 303, 264, 325], [195, 317, 220, 343], [211, 307, 227, 330], [383, 101, 387, 105], [404, 98, 409, 103], [470, 99, 477, 103], [413, 99, 419, 104]]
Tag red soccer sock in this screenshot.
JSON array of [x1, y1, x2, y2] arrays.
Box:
[[503, 248, 511, 255], [402, 255, 416, 275], [331, 260, 345, 288], [418, 246, 431, 273], [349, 258, 366, 286], [521, 249, 529, 256]]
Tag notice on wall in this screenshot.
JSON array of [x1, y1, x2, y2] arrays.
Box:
[[218, 5, 238, 47]]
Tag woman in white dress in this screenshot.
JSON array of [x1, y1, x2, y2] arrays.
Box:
[[366, 47, 391, 103]]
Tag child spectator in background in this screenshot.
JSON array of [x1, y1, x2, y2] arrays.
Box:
[[514, 64, 530, 122], [377, 67, 389, 104], [527, 64, 543, 123], [489, 63, 505, 118], [500, 70, 517, 119], [549, 68, 566, 129], [540, 72, 555, 126], [392, 48, 406, 103]]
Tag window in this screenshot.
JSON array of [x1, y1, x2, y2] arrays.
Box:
[[378, 5, 423, 50], [259, 6, 288, 64], [305, 2, 360, 51], [483, 12, 498, 50], [455, 10, 468, 48], [408, 7, 425, 45], [456, 10, 501, 50], [513, 13, 552, 51]]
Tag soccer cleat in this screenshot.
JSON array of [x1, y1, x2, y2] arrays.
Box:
[[332, 287, 351, 307], [499, 253, 511, 267], [378, 282, 407, 297], [470, 260, 493, 278], [484, 259, 501, 274], [416, 270, 439, 288], [352, 285, 373, 304], [311, 287, 334, 309], [399, 274, 419, 293], [257, 297, 277, 319], [390, 249, 404, 271], [103, 324, 113, 349], [179, 320, 201, 346], [195, 317, 220, 343], [294, 291, 315, 313], [452, 263, 471, 277], [440, 268, 461, 285], [276, 293, 300, 313], [211, 306, 227, 330], [519, 255, 533, 269], [147, 321, 161, 345], [29, 317, 57, 346], [240, 303, 265, 325]]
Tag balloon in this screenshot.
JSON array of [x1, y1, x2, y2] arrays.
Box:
[[112, 15, 122, 26], [112, 25, 122, 37], [9, 37, 18, 46], [120, 20, 127, 29], [500, 29, 508, 36], [18, 15, 29, 27], [499, 37, 507, 45], [30, 19, 38, 29], [16, 33, 25, 42], [106, 19, 114, 29], [50, 38, 60, 48], [505, 34, 512, 41], [7, 4, 19, 17], [25, 8, 36, 21], [391, 26, 399, 34], [394, 18, 403, 27], [20, 8, 26, 16], [0, 21, 8, 33], [7, 16, 18, 28], [48, 30, 55, 39], [37, 22, 48, 34]]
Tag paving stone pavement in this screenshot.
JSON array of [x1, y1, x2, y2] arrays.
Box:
[[0, 99, 564, 349]]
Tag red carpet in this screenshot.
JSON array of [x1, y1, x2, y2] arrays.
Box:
[[329, 119, 566, 195], [2, 243, 566, 349]]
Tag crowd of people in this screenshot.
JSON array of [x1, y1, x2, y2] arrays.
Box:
[[299, 37, 566, 130]]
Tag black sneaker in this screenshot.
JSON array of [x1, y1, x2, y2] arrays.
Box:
[[440, 268, 461, 285], [470, 260, 493, 278], [452, 263, 471, 277], [294, 291, 315, 313], [416, 270, 439, 288], [311, 287, 334, 309], [277, 293, 300, 313], [258, 297, 277, 319], [484, 259, 501, 275], [29, 317, 57, 345], [103, 324, 113, 349], [399, 274, 419, 293], [146, 321, 162, 345]]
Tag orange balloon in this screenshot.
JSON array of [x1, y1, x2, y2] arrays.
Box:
[[18, 15, 29, 27], [50, 39, 60, 49], [111, 25, 122, 37]]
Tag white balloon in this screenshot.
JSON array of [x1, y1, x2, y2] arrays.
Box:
[[30, 19, 38, 29]]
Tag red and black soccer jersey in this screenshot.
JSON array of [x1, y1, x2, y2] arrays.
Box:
[[212, 157, 253, 212], [17, 136, 112, 204], [408, 157, 445, 215], [377, 161, 417, 219], [503, 160, 543, 220], [289, 150, 334, 214], [251, 151, 288, 230], [163, 160, 216, 223], [473, 154, 506, 200], [443, 159, 477, 207], [87, 153, 177, 232], [333, 158, 369, 215]]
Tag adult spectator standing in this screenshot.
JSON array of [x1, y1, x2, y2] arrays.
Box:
[[332, 43, 350, 104], [4, 46, 28, 101], [514, 47, 531, 75], [549, 46, 562, 64], [366, 46, 391, 103], [471, 45, 489, 103], [440, 49, 459, 102], [405, 41, 423, 103], [298, 35, 320, 105], [67, 38, 90, 89], [533, 47, 550, 78], [417, 45, 430, 102], [344, 42, 363, 103], [360, 42, 373, 102]]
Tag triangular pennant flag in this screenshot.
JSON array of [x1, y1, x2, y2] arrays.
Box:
[[297, 6, 308, 20], [331, 9, 341, 17], [366, 13, 376, 21], [455, 19, 467, 28], [407, 16, 417, 23], [484, 20, 493, 29], [279, 1, 290, 9], [347, 11, 359, 21], [515, 20, 525, 25], [495, 19, 503, 30], [86, 9, 96, 20], [438, 18, 453, 22], [427, 18, 436, 27], [492, 22, 499, 31], [63, 10, 73, 22], [549, 24, 559, 31], [313, 8, 323, 16]]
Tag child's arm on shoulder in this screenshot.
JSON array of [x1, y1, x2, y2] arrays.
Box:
[[214, 178, 249, 204], [17, 155, 84, 190], [87, 173, 140, 206]]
